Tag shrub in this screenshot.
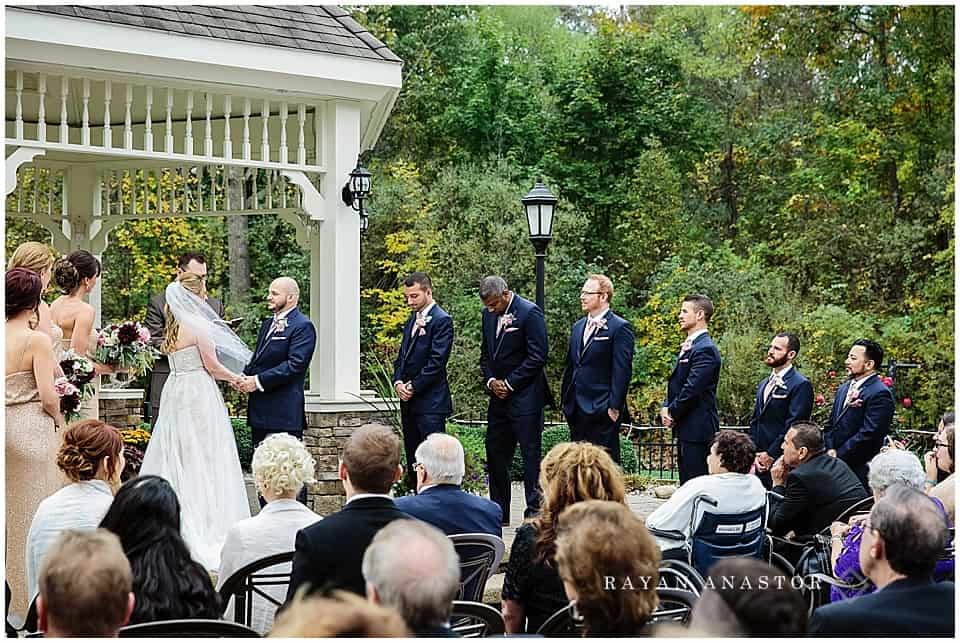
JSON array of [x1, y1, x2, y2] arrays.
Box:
[[122, 425, 152, 449], [232, 417, 253, 471]]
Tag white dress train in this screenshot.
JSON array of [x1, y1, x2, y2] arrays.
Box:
[[140, 345, 250, 570]]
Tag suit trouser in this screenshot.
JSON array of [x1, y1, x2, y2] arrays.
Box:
[[486, 404, 542, 522], [400, 406, 447, 489], [251, 427, 306, 505], [567, 407, 621, 465], [678, 439, 710, 484], [148, 369, 169, 428]]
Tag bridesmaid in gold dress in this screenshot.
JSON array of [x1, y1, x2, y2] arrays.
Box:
[[6, 242, 61, 354], [5, 268, 65, 618], [50, 251, 113, 420]]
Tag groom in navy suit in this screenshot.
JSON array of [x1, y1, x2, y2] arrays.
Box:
[[661, 294, 722, 483], [393, 272, 454, 489], [234, 277, 317, 449], [824, 339, 895, 489], [561, 274, 634, 464], [479, 276, 549, 523]]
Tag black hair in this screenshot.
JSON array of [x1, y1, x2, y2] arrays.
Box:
[[706, 558, 807, 634], [98, 475, 221, 624], [774, 332, 801, 355], [788, 422, 825, 457], [403, 272, 433, 291], [712, 430, 757, 474], [53, 250, 101, 295], [852, 338, 884, 371], [683, 294, 714, 322], [177, 252, 206, 271]]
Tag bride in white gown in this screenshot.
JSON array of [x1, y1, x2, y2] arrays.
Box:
[[140, 273, 252, 570]]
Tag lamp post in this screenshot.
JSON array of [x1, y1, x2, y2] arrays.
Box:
[[341, 157, 372, 235], [522, 176, 557, 312]]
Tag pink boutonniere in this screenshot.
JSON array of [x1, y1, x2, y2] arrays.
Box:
[[414, 314, 432, 337], [498, 313, 516, 334], [595, 317, 608, 331], [849, 398, 864, 408], [275, 317, 288, 333]]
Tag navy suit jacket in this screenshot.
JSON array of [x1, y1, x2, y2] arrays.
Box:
[[824, 373, 895, 473], [561, 310, 635, 418], [394, 484, 503, 538], [393, 304, 454, 416], [244, 307, 316, 431], [749, 367, 814, 459], [665, 332, 721, 443], [480, 294, 548, 417]]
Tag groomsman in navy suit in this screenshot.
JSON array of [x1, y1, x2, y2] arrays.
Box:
[[661, 294, 722, 483], [750, 332, 814, 488], [479, 276, 549, 523], [393, 272, 454, 489], [561, 274, 634, 464], [824, 339, 895, 489]]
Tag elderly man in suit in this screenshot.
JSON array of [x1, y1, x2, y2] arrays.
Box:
[[393, 272, 454, 489], [395, 433, 502, 537], [750, 332, 814, 488], [479, 276, 549, 523], [824, 339, 895, 490], [809, 484, 954, 635], [561, 274, 634, 465], [286, 424, 409, 600], [661, 294, 722, 483], [144, 251, 224, 427]]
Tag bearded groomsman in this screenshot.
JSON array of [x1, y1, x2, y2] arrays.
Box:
[[750, 332, 814, 488], [479, 276, 549, 523], [661, 294, 721, 484], [824, 339, 895, 490], [561, 274, 634, 464], [393, 272, 454, 489]]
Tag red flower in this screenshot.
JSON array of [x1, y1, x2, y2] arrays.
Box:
[[882, 376, 894, 387], [815, 394, 826, 406], [828, 370, 837, 378], [902, 397, 912, 408]]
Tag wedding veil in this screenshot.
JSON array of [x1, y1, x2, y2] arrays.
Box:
[[164, 281, 252, 374]]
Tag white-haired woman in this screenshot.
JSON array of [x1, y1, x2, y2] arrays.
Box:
[[217, 432, 319, 634]]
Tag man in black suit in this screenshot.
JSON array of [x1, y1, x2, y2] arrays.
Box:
[[144, 252, 225, 427], [809, 484, 954, 635], [286, 424, 409, 600], [394, 433, 502, 537], [768, 422, 868, 537], [362, 520, 461, 637], [479, 276, 549, 523]]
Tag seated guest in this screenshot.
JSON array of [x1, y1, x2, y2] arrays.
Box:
[[286, 423, 408, 600], [395, 433, 502, 537], [555, 500, 660, 636], [99, 475, 222, 624], [26, 420, 124, 604], [768, 422, 868, 537], [217, 433, 320, 634], [36, 529, 134, 637], [933, 412, 954, 484], [362, 519, 461, 636], [829, 448, 949, 601], [809, 485, 955, 635], [502, 442, 627, 634], [646, 430, 765, 556], [270, 589, 409, 637], [927, 420, 955, 521], [688, 557, 807, 635]]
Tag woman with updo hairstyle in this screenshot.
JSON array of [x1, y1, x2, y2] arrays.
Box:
[[7, 242, 58, 345], [5, 267, 65, 618], [501, 442, 628, 633], [217, 433, 320, 634], [50, 249, 112, 421], [24, 420, 124, 604]]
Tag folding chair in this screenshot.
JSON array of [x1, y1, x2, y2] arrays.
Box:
[[448, 533, 505, 603]]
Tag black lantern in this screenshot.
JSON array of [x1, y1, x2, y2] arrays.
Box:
[[341, 157, 372, 234], [521, 176, 557, 312]]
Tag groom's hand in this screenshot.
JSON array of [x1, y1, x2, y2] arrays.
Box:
[[233, 375, 258, 393]]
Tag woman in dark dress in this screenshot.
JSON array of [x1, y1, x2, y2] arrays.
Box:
[[501, 442, 627, 633]]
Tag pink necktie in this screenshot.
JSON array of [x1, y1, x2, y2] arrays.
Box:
[[583, 319, 599, 346], [763, 376, 780, 403]]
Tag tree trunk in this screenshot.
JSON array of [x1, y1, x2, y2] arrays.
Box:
[[720, 141, 738, 238], [226, 167, 250, 308]]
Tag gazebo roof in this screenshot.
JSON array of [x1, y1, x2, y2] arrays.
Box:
[[13, 4, 401, 63]]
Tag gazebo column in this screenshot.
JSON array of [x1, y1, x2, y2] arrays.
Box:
[[309, 100, 361, 399], [62, 165, 104, 327]]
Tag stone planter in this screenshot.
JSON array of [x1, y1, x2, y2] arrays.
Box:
[[99, 388, 145, 430]]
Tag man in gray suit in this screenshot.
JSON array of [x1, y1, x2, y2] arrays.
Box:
[[144, 252, 225, 427]]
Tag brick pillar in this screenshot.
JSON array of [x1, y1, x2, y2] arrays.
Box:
[[99, 388, 145, 430]]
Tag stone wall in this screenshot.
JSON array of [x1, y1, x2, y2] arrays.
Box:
[[99, 388, 144, 430]]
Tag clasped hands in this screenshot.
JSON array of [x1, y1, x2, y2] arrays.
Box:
[[395, 381, 415, 402], [489, 379, 511, 400], [230, 375, 258, 393]]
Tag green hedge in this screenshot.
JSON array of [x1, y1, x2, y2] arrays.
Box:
[[232, 418, 253, 472]]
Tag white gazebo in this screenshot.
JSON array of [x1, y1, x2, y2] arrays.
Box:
[[5, 5, 401, 406]]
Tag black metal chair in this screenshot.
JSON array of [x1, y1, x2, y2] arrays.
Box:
[[649, 587, 698, 626], [448, 533, 505, 603], [217, 551, 295, 632], [450, 600, 505, 638], [118, 619, 260, 637], [535, 604, 582, 637], [658, 559, 706, 595]]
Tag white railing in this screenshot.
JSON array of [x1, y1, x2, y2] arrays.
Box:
[[6, 68, 325, 173]]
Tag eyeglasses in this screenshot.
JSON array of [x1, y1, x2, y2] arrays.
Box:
[[413, 462, 425, 472], [935, 441, 950, 448], [580, 291, 602, 296]]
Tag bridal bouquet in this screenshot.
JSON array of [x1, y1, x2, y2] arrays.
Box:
[[93, 321, 160, 377], [54, 377, 82, 422], [59, 350, 97, 400]]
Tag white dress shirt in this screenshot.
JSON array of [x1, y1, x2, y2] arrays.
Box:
[[26, 480, 114, 603], [217, 499, 321, 634], [645, 473, 766, 552]]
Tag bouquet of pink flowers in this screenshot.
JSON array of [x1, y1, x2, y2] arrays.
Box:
[[59, 350, 97, 400], [93, 321, 160, 377], [54, 377, 82, 422]]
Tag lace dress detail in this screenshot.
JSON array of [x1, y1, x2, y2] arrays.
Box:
[[140, 345, 251, 570]]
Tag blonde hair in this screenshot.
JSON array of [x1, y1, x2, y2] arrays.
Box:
[[161, 273, 206, 354], [587, 273, 614, 304], [253, 433, 317, 496], [8, 242, 54, 279], [270, 589, 409, 637]]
